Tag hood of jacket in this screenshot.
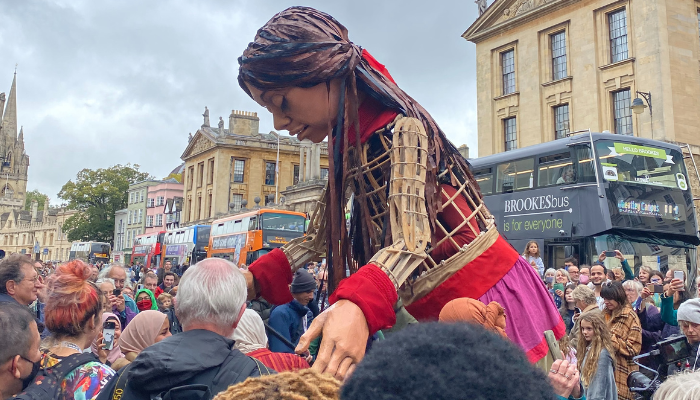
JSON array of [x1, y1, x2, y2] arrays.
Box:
[[127, 329, 237, 393]]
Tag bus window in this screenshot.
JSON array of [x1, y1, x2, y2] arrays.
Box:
[[573, 145, 597, 183], [234, 220, 242, 232], [497, 158, 535, 193], [249, 216, 258, 231], [214, 224, 224, 235], [537, 153, 574, 187], [225, 221, 234, 234], [186, 229, 194, 243], [473, 168, 493, 195], [595, 140, 684, 188]]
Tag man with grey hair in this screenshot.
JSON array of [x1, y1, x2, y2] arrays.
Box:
[[97, 278, 135, 327], [569, 285, 601, 347], [0, 302, 42, 398], [100, 264, 137, 314], [96, 258, 263, 400]]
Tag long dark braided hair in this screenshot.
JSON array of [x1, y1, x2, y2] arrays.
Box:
[[239, 7, 482, 292]]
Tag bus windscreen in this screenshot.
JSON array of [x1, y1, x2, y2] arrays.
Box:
[[596, 141, 687, 190], [261, 213, 306, 233]]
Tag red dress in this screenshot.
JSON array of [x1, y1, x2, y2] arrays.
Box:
[[248, 51, 564, 363]]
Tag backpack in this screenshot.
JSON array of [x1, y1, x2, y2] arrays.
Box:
[[12, 352, 99, 400], [99, 353, 272, 400]]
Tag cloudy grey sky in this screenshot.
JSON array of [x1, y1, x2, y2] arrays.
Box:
[[0, 0, 481, 204]]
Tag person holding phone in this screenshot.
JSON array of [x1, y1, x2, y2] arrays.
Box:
[[576, 313, 617, 400], [597, 250, 634, 282], [91, 313, 128, 371], [551, 269, 571, 309]]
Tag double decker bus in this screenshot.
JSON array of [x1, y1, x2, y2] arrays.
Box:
[[69, 242, 112, 264], [131, 231, 165, 269], [162, 225, 211, 266], [469, 131, 699, 284], [208, 209, 307, 265]]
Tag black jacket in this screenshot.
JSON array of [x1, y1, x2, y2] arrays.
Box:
[[97, 329, 262, 400]]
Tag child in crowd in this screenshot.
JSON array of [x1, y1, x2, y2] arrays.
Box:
[[576, 313, 617, 400], [522, 241, 544, 277], [158, 293, 173, 311]]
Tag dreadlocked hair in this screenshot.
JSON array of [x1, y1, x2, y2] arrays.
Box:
[[576, 312, 616, 387], [239, 6, 484, 291], [212, 370, 340, 400]]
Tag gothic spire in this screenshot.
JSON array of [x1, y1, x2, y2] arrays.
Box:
[[0, 72, 17, 141], [17, 126, 24, 147]]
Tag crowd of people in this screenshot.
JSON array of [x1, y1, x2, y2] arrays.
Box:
[[0, 242, 697, 400], [523, 241, 700, 399]]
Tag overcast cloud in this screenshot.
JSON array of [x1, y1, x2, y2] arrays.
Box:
[[0, 0, 480, 204]]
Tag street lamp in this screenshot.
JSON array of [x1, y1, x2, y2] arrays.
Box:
[[631, 91, 652, 116]]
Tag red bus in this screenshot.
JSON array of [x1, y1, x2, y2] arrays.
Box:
[[131, 231, 165, 270]]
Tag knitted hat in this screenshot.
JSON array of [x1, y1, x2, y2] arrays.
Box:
[[677, 298, 700, 325], [291, 270, 316, 293]]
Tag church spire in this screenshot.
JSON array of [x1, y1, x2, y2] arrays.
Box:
[[0, 72, 17, 141], [17, 126, 24, 148]]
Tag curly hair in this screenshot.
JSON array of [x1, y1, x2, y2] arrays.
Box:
[[341, 322, 554, 400], [212, 370, 340, 400], [576, 313, 616, 387], [44, 260, 102, 338]]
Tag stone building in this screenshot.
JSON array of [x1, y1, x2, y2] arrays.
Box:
[[462, 0, 700, 221], [112, 208, 127, 263], [0, 72, 78, 261], [180, 109, 329, 225]]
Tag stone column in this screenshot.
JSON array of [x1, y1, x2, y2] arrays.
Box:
[[299, 146, 305, 182], [312, 143, 321, 180], [305, 144, 312, 181]]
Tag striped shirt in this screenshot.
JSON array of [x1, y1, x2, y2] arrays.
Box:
[[247, 348, 311, 372]]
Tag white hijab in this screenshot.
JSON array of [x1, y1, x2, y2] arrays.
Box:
[[232, 309, 268, 354]]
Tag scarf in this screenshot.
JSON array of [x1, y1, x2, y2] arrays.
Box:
[[91, 312, 125, 364], [120, 310, 167, 354], [232, 309, 268, 354]]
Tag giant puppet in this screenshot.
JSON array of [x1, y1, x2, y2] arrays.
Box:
[[238, 7, 564, 377]]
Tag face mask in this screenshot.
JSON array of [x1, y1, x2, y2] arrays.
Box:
[[20, 356, 41, 390], [137, 298, 152, 311]]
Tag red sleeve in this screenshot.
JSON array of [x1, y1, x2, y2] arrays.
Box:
[[248, 248, 294, 305], [330, 264, 397, 334], [155, 287, 163, 298]]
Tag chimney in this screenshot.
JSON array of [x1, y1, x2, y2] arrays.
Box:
[[43, 196, 49, 213], [228, 110, 260, 136], [31, 199, 38, 223], [458, 144, 470, 159]]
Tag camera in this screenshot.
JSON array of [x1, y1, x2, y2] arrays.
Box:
[[627, 335, 691, 400]]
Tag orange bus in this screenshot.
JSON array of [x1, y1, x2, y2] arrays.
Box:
[[207, 209, 307, 265]]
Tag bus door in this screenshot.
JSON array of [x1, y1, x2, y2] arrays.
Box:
[[545, 242, 581, 270]]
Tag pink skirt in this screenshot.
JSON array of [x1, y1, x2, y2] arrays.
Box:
[[479, 256, 566, 362]]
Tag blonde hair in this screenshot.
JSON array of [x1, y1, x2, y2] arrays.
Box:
[[158, 293, 173, 307], [576, 313, 616, 387], [213, 370, 340, 400]]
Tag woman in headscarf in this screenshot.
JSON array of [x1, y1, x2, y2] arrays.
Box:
[[119, 310, 171, 361], [239, 6, 564, 379], [91, 312, 129, 371], [233, 309, 310, 372], [438, 298, 507, 338], [134, 288, 158, 312]]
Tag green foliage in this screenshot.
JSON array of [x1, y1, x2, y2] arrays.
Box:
[[58, 164, 152, 243], [163, 172, 182, 183], [24, 189, 48, 211]]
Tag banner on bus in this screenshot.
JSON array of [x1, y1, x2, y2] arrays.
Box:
[[165, 245, 187, 257]]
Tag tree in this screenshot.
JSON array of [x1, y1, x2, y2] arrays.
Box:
[[58, 164, 152, 243], [163, 171, 182, 183], [24, 189, 48, 211]]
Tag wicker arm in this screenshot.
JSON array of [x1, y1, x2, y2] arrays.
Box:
[[281, 183, 328, 272]]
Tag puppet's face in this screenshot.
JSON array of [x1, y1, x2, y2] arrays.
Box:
[[245, 80, 341, 143]]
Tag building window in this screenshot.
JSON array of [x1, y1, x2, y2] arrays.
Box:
[[129, 192, 134, 204], [230, 194, 243, 211], [233, 160, 245, 183], [265, 162, 276, 185], [156, 196, 165, 206], [320, 168, 329, 180], [147, 198, 155, 208], [127, 211, 132, 225], [501, 50, 515, 95], [188, 167, 194, 189], [609, 9, 628, 63], [551, 31, 567, 80], [504, 117, 517, 151], [612, 89, 633, 135], [156, 214, 163, 226], [138, 209, 143, 223], [197, 163, 204, 187], [196, 195, 202, 220], [554, 104, 570, 139], [293, 165, 300, 185], [208, 193, 213, 218], [140, 190, 145, 202], [146, 215, 154, 227], [208, 158, 215, 184]]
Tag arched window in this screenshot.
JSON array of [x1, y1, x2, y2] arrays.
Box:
[[2, 184, 13, 197]]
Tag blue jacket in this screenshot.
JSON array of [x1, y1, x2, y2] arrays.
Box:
[[268, 299, 312, 353]]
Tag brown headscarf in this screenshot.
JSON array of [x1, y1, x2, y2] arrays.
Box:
[[438, 298, 508, 338], [239, 7, 484, 291]]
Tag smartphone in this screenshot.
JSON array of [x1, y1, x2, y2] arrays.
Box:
[[674, 270, 685, 291], [579, 275, 589, 285], [112, 289, 121, 297], [647, 283, 665, 294], [553, 283, 565, 293], [604, 251, 616, 257], [137, 284, 144, 290], [103, 321, 116, 351]]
